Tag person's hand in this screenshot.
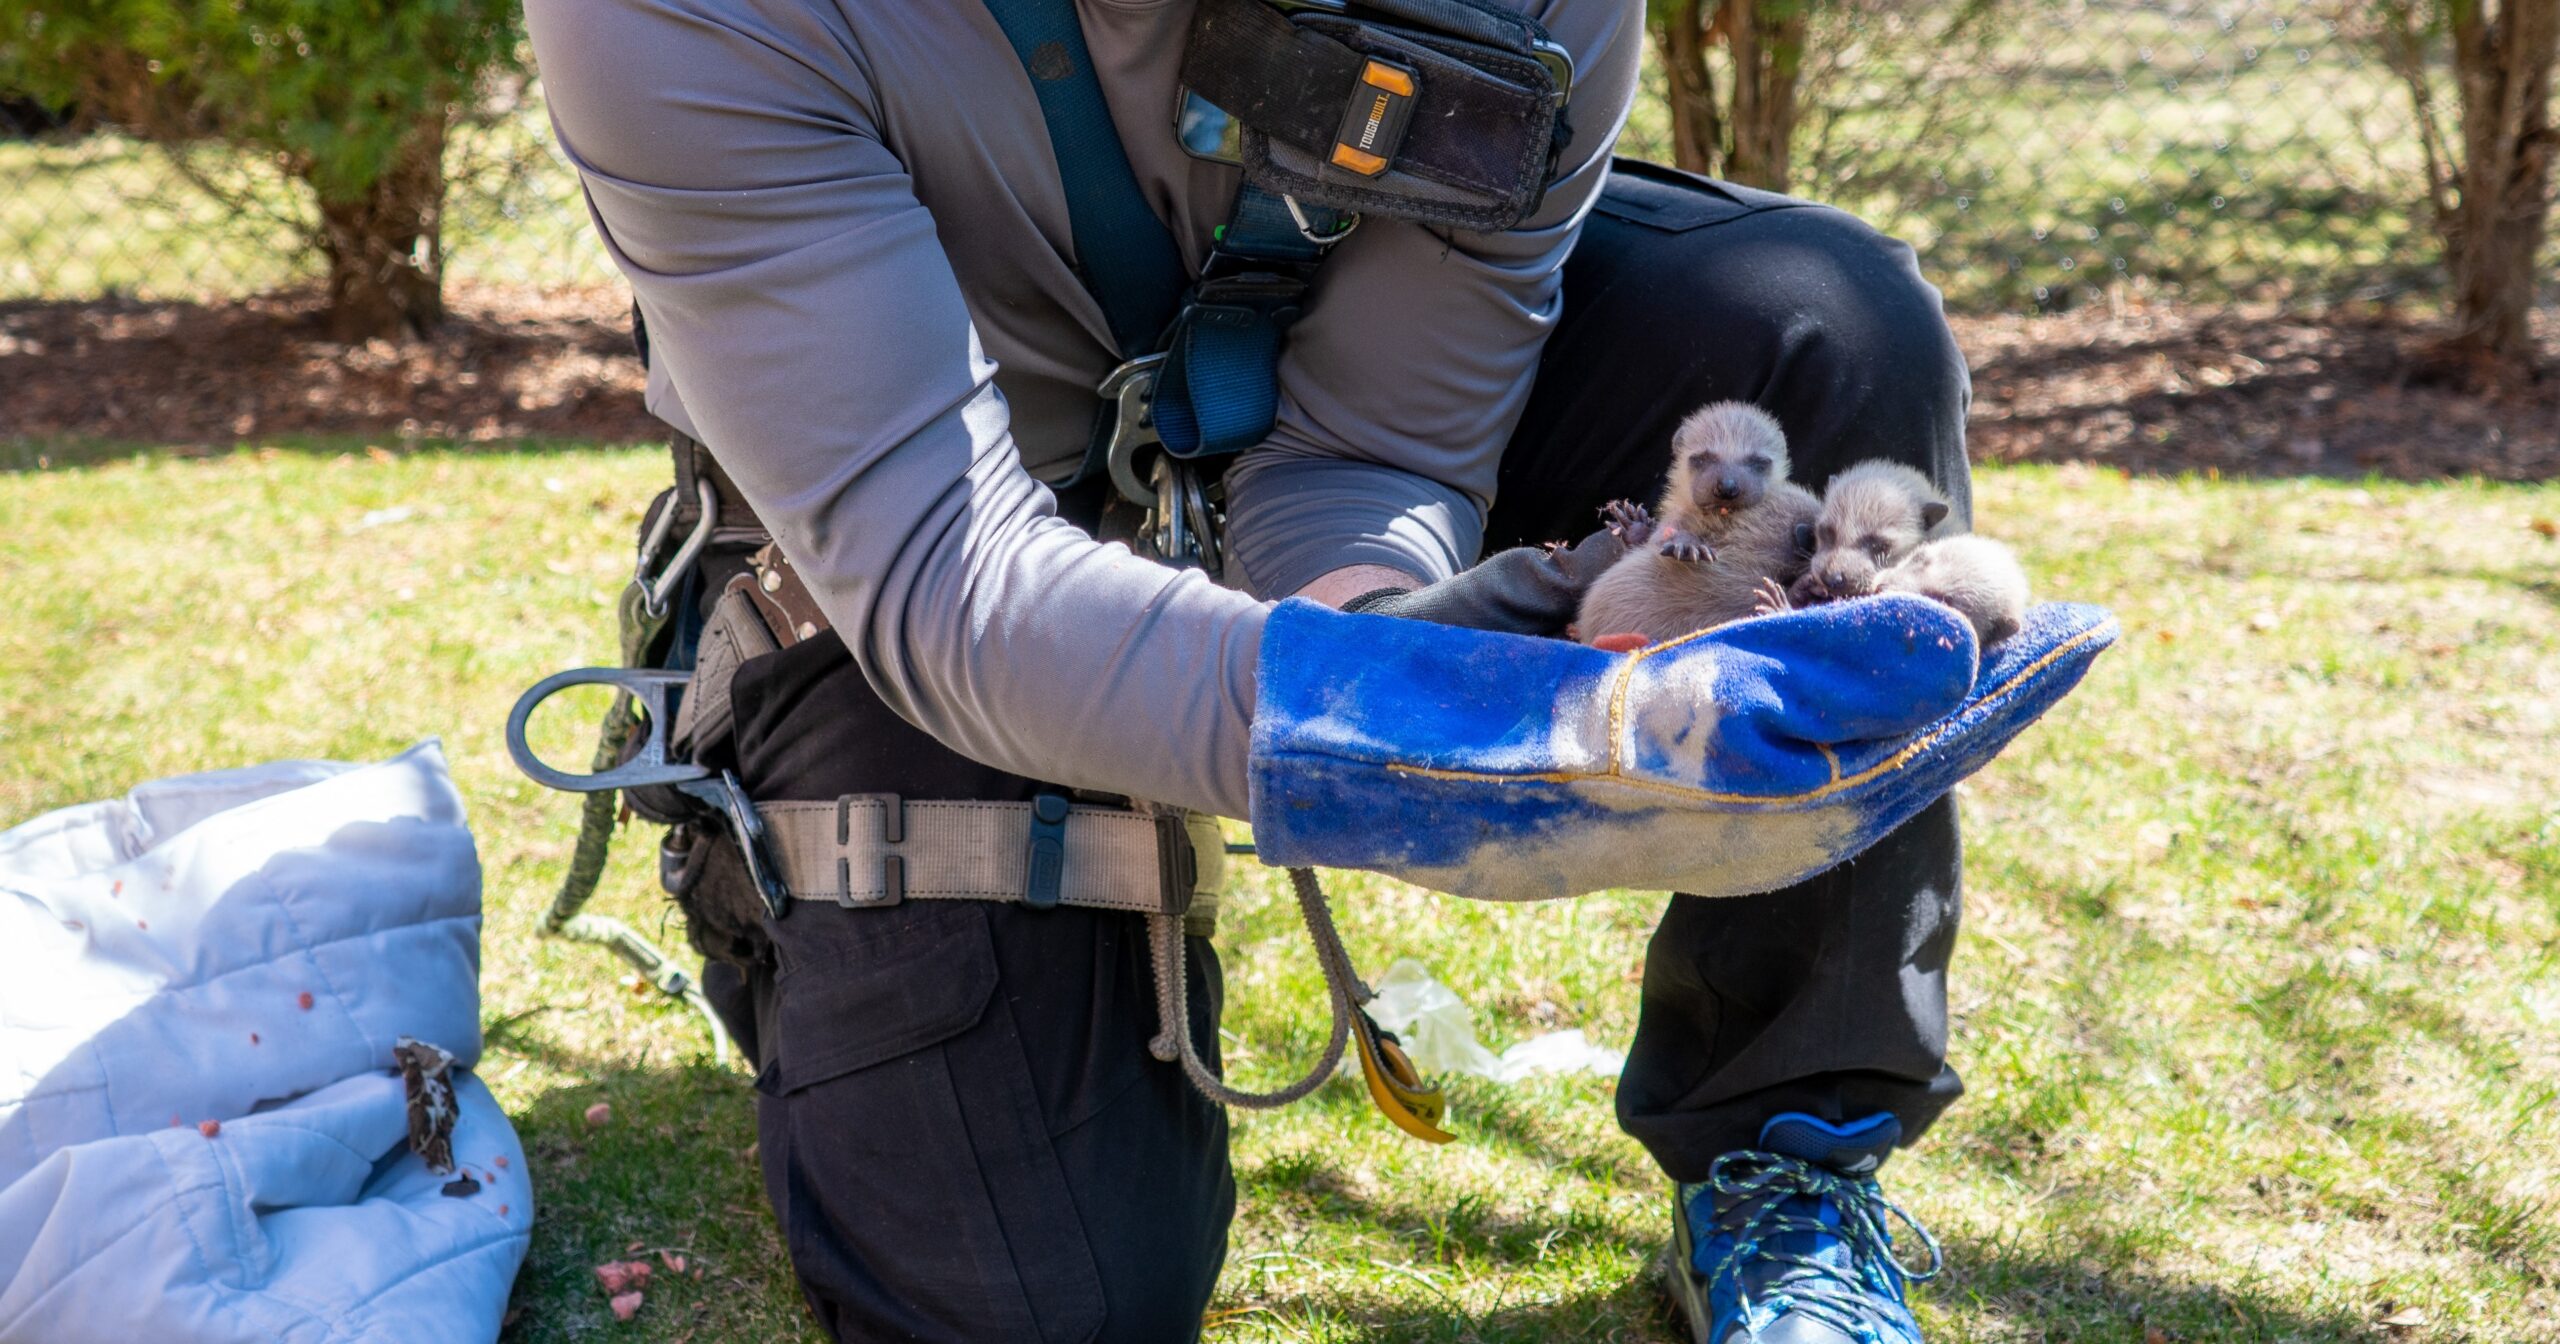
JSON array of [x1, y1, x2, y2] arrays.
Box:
[[1247, 592, 2116, 901], [1340, 525, 1630, 637]]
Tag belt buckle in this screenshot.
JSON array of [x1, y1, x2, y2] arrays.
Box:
[[677, 769, 790, 921], [834, 793, 906, 910]]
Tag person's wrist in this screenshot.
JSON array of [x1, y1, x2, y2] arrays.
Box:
[[1293, 563, 1421, 610]]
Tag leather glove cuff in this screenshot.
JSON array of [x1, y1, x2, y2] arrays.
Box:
[[1337, 527, 1628, 636]]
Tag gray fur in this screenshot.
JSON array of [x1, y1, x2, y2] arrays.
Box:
[[1871, 535, 2030, 646], [1577, 401, 1819, 644], [1647, 402, 1794, 560], [1793, 460, 1952, 603]]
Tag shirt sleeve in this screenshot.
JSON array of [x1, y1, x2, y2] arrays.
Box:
[[1219, 0, 1647, 600], [527, 0, 1269, 819]]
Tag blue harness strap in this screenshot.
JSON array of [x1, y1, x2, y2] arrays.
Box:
[[980, 0, 1188, 359], [979, 0, 1349, 483]]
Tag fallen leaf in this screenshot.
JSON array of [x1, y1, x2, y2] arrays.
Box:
[[2531, 517, 2558, 539], [585, 1102, 613, 1127], [197, 1119, 221, 1138], [2145, 1327, 2169, 1344], [660, 1251, 687, 1274], [2247, 608, 2279, 632], [2378, 1306, 2428, 1328], [609, 1291, 643, 1321], [297, 991, 315, 1011]]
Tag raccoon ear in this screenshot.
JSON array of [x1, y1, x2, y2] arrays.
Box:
[[1792, 521, 1816, 555], [1920, 500, 1950, 531]]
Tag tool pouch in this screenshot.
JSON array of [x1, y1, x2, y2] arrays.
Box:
[[1181, 0, 1572, 232]]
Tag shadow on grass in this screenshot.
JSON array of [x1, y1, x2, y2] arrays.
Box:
[[483, 1023, 819, 1344], [1220, 1228, 2389, 1343]]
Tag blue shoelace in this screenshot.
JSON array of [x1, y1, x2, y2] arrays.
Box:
[[1702, 1149, 1946, 1337]]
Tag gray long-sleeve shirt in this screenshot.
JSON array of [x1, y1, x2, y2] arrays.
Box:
[[527, 0, 1641, 818]]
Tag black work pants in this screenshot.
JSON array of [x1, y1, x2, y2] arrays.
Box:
[[703, 160, 1972, 1342]]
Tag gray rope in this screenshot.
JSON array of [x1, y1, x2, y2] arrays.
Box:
[[536, 689, 735, 1062], [540, 692, 635, 936], [1148, 865, 1369, 1110]]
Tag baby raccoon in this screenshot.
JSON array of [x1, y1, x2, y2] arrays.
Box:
[[1790, 460, 1952, 604], [1872, 535, 2031, 647], [1575, 402, 1819, 646], [1637, 402, 1800, 562]]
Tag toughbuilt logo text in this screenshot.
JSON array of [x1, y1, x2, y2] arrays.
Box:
[[1331, 59, 1417, 177]]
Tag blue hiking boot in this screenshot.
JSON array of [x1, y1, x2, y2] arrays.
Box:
[[1663, 1112, 1943, 1343]]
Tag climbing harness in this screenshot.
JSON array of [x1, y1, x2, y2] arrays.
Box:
[[508, 0, 1576, 1136], [508, 531, 1448, 1141]]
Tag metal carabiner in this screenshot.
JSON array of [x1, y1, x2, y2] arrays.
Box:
[[1151, 455, 1222, 578], [506, 665, 791, 918], [1099, 352, 1169, 508], [638, 479, 719, 620], [506, 667, 706, 794], [1283, 195, 1360, 246]]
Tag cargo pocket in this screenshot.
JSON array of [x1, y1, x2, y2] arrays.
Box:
[[759, 903, 1107, 1344]]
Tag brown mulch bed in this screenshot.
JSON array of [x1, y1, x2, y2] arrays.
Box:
[[0, 285, 659, 446], [1963, 302, 2559, 481], [4, 286, 2554, 479]]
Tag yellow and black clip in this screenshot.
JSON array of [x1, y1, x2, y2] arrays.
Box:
[[1350, 1006, 1453, 1143]]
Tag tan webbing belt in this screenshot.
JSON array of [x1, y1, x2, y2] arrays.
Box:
[[751, 795, 1445, 1137], [755, 796, 1223, 928]]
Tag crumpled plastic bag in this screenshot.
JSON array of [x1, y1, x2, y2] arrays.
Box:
[[1365, 959, 1624, 1084]]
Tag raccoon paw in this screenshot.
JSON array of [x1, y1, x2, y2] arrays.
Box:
[[1657, 529, 1715, 564], [1600, 499, 1656, 546], [1751, 576, 1793, 616]]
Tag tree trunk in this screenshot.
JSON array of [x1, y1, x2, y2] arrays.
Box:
[[1654, 0, 1726, 176], [1723, 0, 1806, 190], [1645, 0, 1807, 190], [311, 116, 449, 342], [2443, 0, 2559, 381]]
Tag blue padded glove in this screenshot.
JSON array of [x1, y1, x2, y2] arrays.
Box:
[[1248, 593, 2116, 901]]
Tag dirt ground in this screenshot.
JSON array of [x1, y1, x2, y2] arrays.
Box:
[[4, 285, 2554, 479]]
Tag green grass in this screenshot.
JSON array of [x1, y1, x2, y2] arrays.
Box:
[[3, 444, 2557, 1341]]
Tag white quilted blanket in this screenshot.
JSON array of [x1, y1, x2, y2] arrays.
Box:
[[0, 742, 529, 1343]]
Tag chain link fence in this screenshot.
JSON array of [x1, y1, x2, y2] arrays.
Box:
[[0, 1, 2519, 316]]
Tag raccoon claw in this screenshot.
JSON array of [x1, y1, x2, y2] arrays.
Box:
[[1657, 530, 1714, 564], [1600, 499, 1655, 546], [1752, 577, 1793, 616]]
